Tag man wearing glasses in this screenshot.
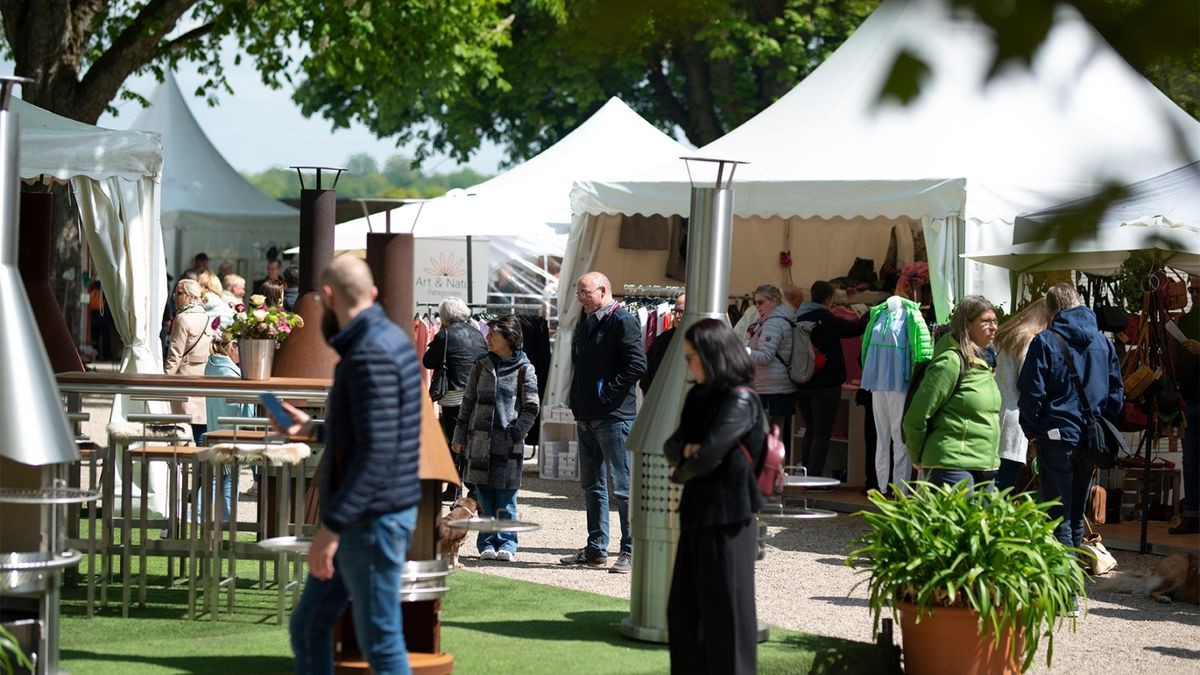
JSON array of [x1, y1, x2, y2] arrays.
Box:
[[640, 292, 686, 394], [1170, 274, 1200, 535], [562, 271, 647, 573]]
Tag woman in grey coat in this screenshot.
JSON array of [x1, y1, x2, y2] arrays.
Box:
[[746, 283, 796, 450], [452, 315, 540, 561]]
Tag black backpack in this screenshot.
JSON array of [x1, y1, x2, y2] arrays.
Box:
[[900, 350, 967, 443]]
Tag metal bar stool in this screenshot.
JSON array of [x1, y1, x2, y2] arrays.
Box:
[[115, 411, 195, 618]]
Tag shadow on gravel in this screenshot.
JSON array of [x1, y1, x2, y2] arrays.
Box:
[[1144, 645, 1200, 659], [811, 595, 871, 609], [1086, 605, 1200, 624]]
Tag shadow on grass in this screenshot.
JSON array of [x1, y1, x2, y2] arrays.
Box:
[[775, 633, 902, 675], [444, 609, 665, 652], [60, 651, 293, 674]]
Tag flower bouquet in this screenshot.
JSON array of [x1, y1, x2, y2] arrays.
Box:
[[224, 294, 304, 346]]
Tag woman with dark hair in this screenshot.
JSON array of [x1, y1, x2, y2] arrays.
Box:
[[902, 295, 1002, 490], [664, 318, 765, 675], [260, 278, 286, 308], [452, 315, 540, 561]]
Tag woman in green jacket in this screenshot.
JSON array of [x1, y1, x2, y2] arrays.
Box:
[[902, 295, 1001, 489]]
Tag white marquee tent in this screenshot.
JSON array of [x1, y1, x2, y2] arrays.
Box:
[[14, 96, 166, 377], [132, 73, 298, 275], [331, 97, 691, 258], [968, 162, 1200, 275], [546, 0, 1200, 408]]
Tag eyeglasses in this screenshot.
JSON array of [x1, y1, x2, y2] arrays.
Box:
[[174, 290, 187, 296], [753, 299, 768, 306], [975, 318, 998, 326], [671, 307, 685, 316], [576, 288, 601, 299]]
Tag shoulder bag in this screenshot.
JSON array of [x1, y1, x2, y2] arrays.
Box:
[[1049, 331, 1129, 470], [429, 329, 450, 402]]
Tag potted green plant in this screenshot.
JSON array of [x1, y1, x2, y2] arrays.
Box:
[[846, 481, 1086, 674]]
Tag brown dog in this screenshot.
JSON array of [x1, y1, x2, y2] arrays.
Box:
[[1097, 552, 1199, 604], [437, 496, 479, 569]]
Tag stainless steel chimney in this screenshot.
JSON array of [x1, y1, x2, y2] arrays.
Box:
[[621, 158, 744, 642], [0, 76, 77, 467]]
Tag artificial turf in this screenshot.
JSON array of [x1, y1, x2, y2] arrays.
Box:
[[57, 551, 899, 674]]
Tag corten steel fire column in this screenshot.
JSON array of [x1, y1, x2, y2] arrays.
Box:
[[0, 75, 89, 675], [621, 157, 745, 643], [365, 225, 416, 337], [18, 190, 84, 373], [271, 166, 344, 379]]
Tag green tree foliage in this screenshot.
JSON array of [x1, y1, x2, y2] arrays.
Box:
[[298, 0, 879, 163], [243, 155, 490, 200]]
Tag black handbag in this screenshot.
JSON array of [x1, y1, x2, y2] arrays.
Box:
[[1050, 331, 1130, 469], [1091, 276, 1127, 333], [429, 329, 450, 402]]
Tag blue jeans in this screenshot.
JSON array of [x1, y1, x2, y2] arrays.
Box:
[[475, 486, 519, 553], [927, 468, 997, 492], [290, 507, 417, 675], [1038, 439, 1093, 550], [1183, 402, 1199, 518], [577, 420, 633, 556]]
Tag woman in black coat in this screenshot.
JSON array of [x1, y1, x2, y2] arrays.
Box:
[[664, 318, 765, 675], [424, 297, 488, 496]]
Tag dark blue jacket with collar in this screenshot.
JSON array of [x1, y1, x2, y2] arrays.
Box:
[[1017, 306, 1123, 444], [319, 304, 423, 533], [570, 302, 647, 422]]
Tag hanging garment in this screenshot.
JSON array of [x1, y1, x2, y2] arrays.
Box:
[[860, 305, 912, 393], [873, 390, 910, 495], [618, 214, 671, 250]]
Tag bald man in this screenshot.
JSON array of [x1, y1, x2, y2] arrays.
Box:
[[275, 256, 423, 674], [561, 271, 647, 573]]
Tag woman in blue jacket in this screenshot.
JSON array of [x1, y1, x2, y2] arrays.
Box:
[[205, 335, 255, 521]]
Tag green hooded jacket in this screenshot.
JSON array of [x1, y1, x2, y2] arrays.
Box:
[[902, 334, 1001, 471], [859, 297, 934, 375]]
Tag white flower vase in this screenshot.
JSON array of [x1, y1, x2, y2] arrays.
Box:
[[240, 339, 276, 380]]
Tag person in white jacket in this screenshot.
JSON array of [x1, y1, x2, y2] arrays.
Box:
[[993, 298, 1051, 492]]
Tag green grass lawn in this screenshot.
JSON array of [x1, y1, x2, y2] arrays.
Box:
[[58, 545, 898, 674]]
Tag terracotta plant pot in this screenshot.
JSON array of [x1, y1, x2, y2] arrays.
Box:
[[899, 602, 1024, 675]]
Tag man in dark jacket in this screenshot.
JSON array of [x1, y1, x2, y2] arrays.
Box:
[[794, 281, 869, 477], [1169, 274, 1200, 535], [275, 256, 423, 674], [1019, 283, 1123, 551], [562, 271, 647, 574], [640, 292, 685, 394]]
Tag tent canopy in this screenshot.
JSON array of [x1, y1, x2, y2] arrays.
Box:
[[132, 73, 298, 273], [14, 97, 161, 183], [332, 97, 692, 256], [967, 162, 1200, 274], [14, 96, 166, 381]]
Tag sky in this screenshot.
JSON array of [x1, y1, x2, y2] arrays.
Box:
[[93, 43, 508, 178]]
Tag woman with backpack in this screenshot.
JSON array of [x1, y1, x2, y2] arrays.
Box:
[[746, 283, 795, 456], [451, 315, 539, 561], [664, 318, 766, 675], [901, 295, 1002, 489], [992, 298, 1051, 491]]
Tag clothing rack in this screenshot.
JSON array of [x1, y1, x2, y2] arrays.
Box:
[[418, 301, 548, 315], [620, 284, 685, 298]]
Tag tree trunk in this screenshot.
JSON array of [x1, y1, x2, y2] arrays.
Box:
[[46, 184, 83, 350]]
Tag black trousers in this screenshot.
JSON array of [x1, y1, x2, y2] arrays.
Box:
[[440, 406, 466, 500], [668, 518, 757, 675]]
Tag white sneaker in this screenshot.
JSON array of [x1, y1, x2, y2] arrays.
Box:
[[496, 550, 515, 562], [480, 549, 497, 560]]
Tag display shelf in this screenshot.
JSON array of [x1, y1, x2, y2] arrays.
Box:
[[791, 386, 865, 487]]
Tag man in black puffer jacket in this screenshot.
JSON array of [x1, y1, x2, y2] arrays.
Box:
[[277, 256, 423, 674], [562, 271, 646, 574]]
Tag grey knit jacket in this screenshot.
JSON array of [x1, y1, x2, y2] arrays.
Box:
[[747, 304, 796, 395], [452, 351, 540, 490]]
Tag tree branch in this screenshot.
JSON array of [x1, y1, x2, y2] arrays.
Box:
[[644, 53, 691, 135], [156, 21, 215, 57], [75, 0, 198, 122]]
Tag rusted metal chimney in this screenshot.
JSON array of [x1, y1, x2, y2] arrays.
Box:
[[18, 189, 84, 373], [271, 166, 343, 379]]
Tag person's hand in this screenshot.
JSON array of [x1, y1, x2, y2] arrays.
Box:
[[1184, 339, 1200, 355], [308, 526, 340, 581], [683, 443, 701, 458], [270, 401, 312, 438], [451, 443, 464, 454]]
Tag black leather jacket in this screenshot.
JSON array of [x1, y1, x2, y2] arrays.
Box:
[[664, 386, 766, 530], [423, 321, 488, 393]]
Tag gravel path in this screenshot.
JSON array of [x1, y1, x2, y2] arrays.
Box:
[[77, 393, 1199, 673], [462, 471, 1200, 674]]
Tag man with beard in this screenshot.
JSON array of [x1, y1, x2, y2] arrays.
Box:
[[271, 256, 422, 674]]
